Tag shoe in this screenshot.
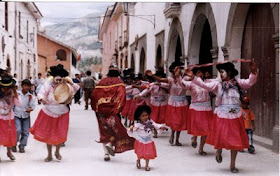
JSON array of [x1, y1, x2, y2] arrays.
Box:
[[19, 148, 25, 153], [7, 153, 16, 161], [136, 160, 141, 169], [169, 136, 174, 145], [215, 155, 222, 163], [11, 146, 17, 152], [191, 137, 197, 148], [248, 145, 255, 154], [175, 141, 182, 146], [61, 143, 66, 147], [199, 150, 207, 156], [44, 157, 53, 162], [55, 152, 62, 160], [105, 143, 115, 156], [104, 154, 110, 161], [230, 167, 239, 173], [145, 166, 150, 171]]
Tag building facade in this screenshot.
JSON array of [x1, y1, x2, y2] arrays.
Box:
[[37, 33, 78, 78], [0, 2, 42, 80], [99, 2, 279, 152]]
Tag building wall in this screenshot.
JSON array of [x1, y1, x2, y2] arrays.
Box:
[[37, 34, 71, 78]]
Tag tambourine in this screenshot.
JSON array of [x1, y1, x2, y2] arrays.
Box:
[[53, 82, 73, 104]]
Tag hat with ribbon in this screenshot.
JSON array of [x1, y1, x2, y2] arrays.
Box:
[[0, 75, 16, 87], [216, 62, 238, 78]]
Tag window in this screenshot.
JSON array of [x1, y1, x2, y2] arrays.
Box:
[[56, 49, 67, 61], [5, 2, 8, 31]]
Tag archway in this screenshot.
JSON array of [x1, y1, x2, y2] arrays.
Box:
[[139, 48, 146, 74], [167, 18, 185, 67], [188, 3, 218, 75], [156, 45, 163, 68]]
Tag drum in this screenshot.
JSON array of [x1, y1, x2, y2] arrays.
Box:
[[53, 82, 73, 104]]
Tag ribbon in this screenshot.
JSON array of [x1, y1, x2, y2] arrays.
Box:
[[187, 59, 253, 69]]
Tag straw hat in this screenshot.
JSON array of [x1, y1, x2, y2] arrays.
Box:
[[53, 82, 73, 104]]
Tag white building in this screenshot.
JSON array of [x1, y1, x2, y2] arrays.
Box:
[[0, 2, 42, 80], [100, 2, 279, 152]]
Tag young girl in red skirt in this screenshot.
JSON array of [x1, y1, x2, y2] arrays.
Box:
[[146, 62, 189, 146], [30, 64, 80, 162], [121, 75, 134, 127], [128, 105, 167, 171], [186, 61, 258, 173], [178, 67, 213, 155], [0, 75, 21, 161], [134, 68, 168, 138]]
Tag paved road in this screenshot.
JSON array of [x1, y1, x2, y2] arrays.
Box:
[[0, 103, 279, 176]]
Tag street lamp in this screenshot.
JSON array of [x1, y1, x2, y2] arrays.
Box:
[[122, 2, 155, 28]]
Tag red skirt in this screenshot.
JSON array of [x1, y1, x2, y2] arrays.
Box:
[[150, 104, 166, 124], [206, 114, 249, 150], [0, 119, 17, 147], [29, 110, 70, 145], [165, 105, 189, 131], [121, 99, 133, 117], [187, 109, 213, 136], [134, 140, 157, 160], [128, 100, 146, 121]]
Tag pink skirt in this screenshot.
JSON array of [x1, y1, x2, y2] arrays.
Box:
[[121, 99, 133, 117], [0, 119, 17, 147], [150, 104, 166, 124], [187, 109, 213, 136], [30, 110, 70, 145], [134, 140, 157, 160], [165, 105, 189, 131], [206, 114, 249, 150]]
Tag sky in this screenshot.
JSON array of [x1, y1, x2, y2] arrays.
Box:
[[36, 2, 114, 26]]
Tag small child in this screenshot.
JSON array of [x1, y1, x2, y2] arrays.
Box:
[[241, 96, 255, 154], [128, 105, 167, 171], [13, 79, 35, 153]]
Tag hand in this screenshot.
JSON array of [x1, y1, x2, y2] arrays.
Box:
[[39, 99, 47, 105], [133, 95, 140, 100], [64, 77, 73, 85], [250, 61, 257, 74], [129, 125, 134, 131], [174, 66, 182, 78], [145, 70, 153, 77], [25, 107, 33, 113], [185, 68, 194, 80]]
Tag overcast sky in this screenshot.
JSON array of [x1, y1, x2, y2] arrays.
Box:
[[36, 2, 114, 26]]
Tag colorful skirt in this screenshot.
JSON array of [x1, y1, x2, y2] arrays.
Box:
[[29, 110, 69, 145], [165, 105, 189, 131], [206, 114, 249, 150], [134, 140, 157, 160], [187, 109, 213, 136], [121, 99, 133, 117], [97, 114, 135, 153], [150, 104, 166, 124], [0, 119, 17, 147]]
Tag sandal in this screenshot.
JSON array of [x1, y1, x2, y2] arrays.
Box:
[[145, 166, 150, 171], [55, 153, 62, 160], [7, 153, 16, 161], [169, 136, 174, 145], [215, 155, 222, 163], [191, 137, 197, 148], [44, 157, 53, 162], [230, 167, 239, 173], [136, 160, 141, 169], [175, 141, 182, 146], [199, 150, 207, 156]]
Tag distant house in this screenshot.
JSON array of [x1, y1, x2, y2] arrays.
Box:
[[37, 32, 79, 78]]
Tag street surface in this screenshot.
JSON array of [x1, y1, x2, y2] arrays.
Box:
[[0, 102, 279, 176]]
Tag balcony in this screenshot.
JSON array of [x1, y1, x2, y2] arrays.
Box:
[[164, 3, 181, 18]]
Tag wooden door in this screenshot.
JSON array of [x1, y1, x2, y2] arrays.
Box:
[[241, 4, 275, 138]]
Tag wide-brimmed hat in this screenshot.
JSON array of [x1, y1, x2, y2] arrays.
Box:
[[169, 61, 184, 72], [192, 67, 205, 75], [154, 67, 166, 78], [216, 62, 238, 78], [50, 64, 69, 77], [134, 73, 143, 80], [0, 75, 16, 88]]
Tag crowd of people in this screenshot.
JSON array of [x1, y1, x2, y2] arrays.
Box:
[[0, 60, 258, 173]]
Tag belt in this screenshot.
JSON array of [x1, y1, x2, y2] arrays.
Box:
[[217, 104, 240, 114], [170, 95, 186, 101], [191, 101, 211, 107]]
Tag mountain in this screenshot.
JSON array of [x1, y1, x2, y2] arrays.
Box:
[[44, 12, 102, 58]]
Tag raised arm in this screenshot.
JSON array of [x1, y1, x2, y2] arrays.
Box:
[[146, 70, 168, 83], [237, 62, 258, 89]]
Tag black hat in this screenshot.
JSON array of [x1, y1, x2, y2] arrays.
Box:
[[50, 64, 69, 77], [0, 75, 16, 87], [134, 105, 151, 121], [169, 61, 184, 72], [134, 73, 143, 80], [216, 62, 238, 78], [192, 67, 204, 75], [154, 67, 166, 78]]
